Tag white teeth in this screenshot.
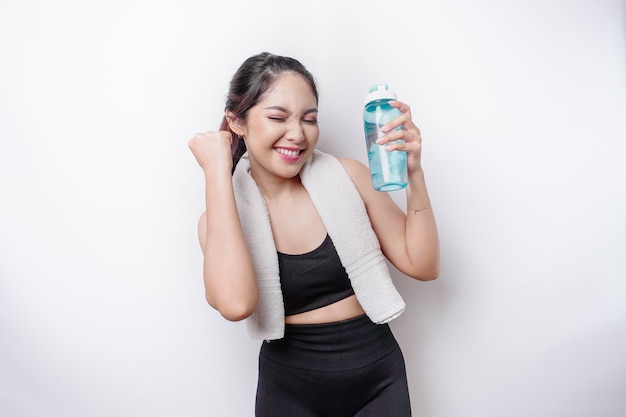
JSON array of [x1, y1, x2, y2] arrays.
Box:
[[276, 148, 300, 157]]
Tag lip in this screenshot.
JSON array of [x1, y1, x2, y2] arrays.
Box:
[[274, 147, 305, 162]]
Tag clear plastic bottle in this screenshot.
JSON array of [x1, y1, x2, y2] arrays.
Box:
[[363, 84, 408, 191]]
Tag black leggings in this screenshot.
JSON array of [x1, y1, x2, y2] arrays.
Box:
[[255, 314, 412, 417]]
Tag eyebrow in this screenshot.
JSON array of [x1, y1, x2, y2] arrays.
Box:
[[264, 106, 318, 115]]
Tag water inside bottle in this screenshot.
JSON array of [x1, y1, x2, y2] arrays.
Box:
[[365, 121, 407, 191]]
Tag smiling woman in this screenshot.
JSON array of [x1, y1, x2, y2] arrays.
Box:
[[1, 0, 624, 415], [232, 73, 320, 177], [187, 52, 440, 417]]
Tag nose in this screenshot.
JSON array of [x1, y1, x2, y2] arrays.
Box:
[[285, 119, 305, 143]]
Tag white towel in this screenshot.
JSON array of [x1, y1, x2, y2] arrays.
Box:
[[232, 150, 405, 340]]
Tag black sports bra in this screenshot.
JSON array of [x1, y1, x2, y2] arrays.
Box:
[[277, 234, 355, 316]]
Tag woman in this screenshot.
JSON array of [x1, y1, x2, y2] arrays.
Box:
[[188, 52, 439, 417]]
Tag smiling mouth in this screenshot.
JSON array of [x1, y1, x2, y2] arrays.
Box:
[[275, 147, 303, 157]]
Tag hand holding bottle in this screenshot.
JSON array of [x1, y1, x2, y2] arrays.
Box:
[[363, 84, 410, 191], [376, 100, 423, 175]]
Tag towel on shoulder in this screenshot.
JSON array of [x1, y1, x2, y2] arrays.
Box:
[[232, 150, 406, 340]]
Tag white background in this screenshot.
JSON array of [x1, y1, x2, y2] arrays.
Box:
[[1, 0, 625, 416]]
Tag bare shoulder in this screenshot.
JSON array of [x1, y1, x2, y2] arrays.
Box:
[[336, 157, 401, 216], [337, 156, 382, 198], [337, 156, 396, 211], [337, 156, 367, 170], [337, 157, 371, 187]]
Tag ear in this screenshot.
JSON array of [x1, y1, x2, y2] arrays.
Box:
[[225, 110, 245, 137]]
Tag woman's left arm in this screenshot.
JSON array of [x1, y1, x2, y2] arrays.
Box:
[[340, 100, 439, 281]]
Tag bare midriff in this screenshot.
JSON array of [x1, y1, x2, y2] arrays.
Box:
[[284, 294, 366, 325]]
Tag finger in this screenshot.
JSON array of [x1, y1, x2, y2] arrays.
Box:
[[393, 101, 420, 126], [383, 102, 417, 131], [389, 100, 410, 113], [384, 138, 422, 154], [188, 134, 202, 149], [381, 113, 410, 133], [377, 126, 422, 146], [390, 100, 413, 119]]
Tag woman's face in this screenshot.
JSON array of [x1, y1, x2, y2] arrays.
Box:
[[242, 72, 319, 181]]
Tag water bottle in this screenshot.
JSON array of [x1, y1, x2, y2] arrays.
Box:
[[363, 84, 408, 191]]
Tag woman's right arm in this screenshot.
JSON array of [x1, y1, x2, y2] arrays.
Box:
[[189, 131, 258, 321]]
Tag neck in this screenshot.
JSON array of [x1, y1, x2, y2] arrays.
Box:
[[251, 171, 304, 202]]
